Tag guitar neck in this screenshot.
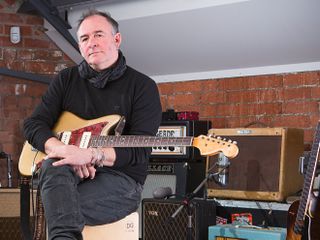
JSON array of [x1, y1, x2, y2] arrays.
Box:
[[89, 135, 194, 148], [294, 123, 320, 233]]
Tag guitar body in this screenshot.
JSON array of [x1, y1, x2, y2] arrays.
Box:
[[286, 199, 320, 240], [285, 121, 320, 240], [286, 201, 303, 240], [18, 112, 121, 176]]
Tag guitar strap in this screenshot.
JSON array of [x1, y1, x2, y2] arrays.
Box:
[[20, 177, 32, 240]]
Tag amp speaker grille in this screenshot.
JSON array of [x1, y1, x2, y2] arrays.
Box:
[[142, 198, 216, 240], [0, 217, 37, 240]]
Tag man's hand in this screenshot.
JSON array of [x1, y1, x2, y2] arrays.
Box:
[[45, 143, 96, 179], [46, 144, 91, 165], [73, 164, 96, 179], [43, 137, 116, 179]]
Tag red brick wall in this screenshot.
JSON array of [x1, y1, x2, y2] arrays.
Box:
[[1, 0, 319, 187], [0, 1, 74, 187], [158, 71, 320, 149]]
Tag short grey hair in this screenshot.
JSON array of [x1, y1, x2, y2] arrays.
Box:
[[77, 9, 119, 35]]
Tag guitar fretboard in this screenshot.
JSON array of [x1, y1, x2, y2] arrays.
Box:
[[89, 135, 194, 148], [294, 122, 320, 233]]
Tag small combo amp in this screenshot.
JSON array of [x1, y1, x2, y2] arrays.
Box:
[[150, 120, 211, 162], [138, 162, 206, 238], [142, 198, 216, 240], [206, 127, 304, 202], [145, 161, 206, 198], [0, 188, 22, 240], [208, 224, 287, 240], [0, 188, 36, 240]]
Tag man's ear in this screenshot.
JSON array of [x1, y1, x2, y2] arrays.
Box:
[[114, 33, 122, 48]]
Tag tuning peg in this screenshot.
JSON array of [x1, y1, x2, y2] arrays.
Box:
[[233, 141, 237, 145], [228, 139, 232, 143], [217, 136, 222, 140]]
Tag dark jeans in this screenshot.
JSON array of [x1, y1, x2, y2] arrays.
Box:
[[39, 159, 143, 240]]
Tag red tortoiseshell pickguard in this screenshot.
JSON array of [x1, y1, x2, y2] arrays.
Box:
[[58, 122, 107, 147]]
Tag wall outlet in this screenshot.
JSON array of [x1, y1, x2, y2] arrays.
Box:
[[10, 26, 21, 44]]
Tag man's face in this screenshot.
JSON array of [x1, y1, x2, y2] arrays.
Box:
[[77, 15, 121, 71]]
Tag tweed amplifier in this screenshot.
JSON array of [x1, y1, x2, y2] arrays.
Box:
[[142, 198, 216, 240], [0, 188, 36, 240], [206, 128, 304, 202]]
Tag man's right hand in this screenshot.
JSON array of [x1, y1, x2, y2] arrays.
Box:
[[44, 137, 97, 179]]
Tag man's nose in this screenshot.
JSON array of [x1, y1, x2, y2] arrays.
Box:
[[88, 38, 98, 48], [90, 43, 97, 49]]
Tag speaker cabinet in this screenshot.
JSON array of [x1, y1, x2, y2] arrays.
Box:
[[138, 161, 206, 238], [0, 188, 36, 240], [206, 128, 304, 202], [142, 198, 216, 240]]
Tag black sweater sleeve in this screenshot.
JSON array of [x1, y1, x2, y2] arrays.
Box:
[[23, 71, 68, 152]]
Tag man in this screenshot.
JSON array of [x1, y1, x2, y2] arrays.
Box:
[[23, 10, 162, 240]]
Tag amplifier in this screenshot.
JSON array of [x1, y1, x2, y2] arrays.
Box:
[[145, 161, 206, 198], [215, 199, 290, 228], [206, 128, 304, 202], [208, 224, 287, 240], [0, 151, 13, 188], [150, 120, 211, 161], [138, 161, 206, 238], [142, 198, 216, 240], [0, 188, 36, 240]]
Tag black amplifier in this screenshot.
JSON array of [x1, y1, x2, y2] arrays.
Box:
[[150, 120, 211, 161], [0, 151, 13, 188], [142, 198, 216, 240]]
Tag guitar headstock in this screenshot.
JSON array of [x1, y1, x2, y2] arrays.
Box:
[[193, 135, 239, 158]]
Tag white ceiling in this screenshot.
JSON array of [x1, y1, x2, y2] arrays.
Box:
[[45, 0, 320, 82]]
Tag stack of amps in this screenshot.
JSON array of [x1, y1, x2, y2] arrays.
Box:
[[140, 117, 212, 239], [142, 123, 306, 239], [148, 119, 211, 197]]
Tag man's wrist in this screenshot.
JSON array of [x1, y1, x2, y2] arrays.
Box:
[[89, 148, 105, 167]]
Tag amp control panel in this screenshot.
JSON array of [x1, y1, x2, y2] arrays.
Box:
[[150, 120, 211, 161]]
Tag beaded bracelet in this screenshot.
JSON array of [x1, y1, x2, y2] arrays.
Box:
[[96, 149, 105, 167], [89, 148, 105, 167]]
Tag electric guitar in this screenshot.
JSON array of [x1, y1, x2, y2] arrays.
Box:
[[18, 111, 239, 176], [286, 122, 320, 240]]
